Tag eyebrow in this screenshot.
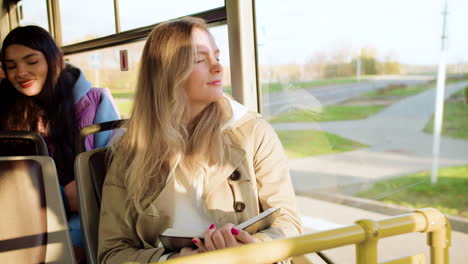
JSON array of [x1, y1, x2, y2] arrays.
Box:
[[196, 49, 220, 55], [5, 53, 40, 62]]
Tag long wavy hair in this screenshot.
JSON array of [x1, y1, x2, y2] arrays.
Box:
[[0, 26, 78, 185], [110, 17, 231, 212]]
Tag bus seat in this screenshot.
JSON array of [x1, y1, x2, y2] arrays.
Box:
[[0, 156, 75, 263], [74, 120, 125, 264], [0, 130, 49, 156], [75, 147, 111, 264]]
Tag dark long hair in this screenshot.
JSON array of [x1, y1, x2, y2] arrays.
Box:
[[0, 26, 78, 185]]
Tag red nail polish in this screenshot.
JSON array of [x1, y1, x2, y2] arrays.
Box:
[[231, 228, 239, 235], [209, 224, 215, 229], [192, 239, 198, 244]]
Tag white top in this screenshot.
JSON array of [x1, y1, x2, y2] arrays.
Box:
[[159, 96, 249, 259], [169, 96, 249, 230]]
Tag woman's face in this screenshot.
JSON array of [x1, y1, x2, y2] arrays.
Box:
[[184, 27, 224, 113], [4, 44, 48, 96]]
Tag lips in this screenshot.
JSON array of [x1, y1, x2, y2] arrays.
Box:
[[208, 80, 222, 86], [19, 80, 34, 88]]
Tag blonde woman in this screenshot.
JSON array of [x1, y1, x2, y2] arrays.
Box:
[[98, 17, 302, 263]]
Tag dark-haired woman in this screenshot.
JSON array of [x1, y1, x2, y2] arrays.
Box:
[[0, 25, 120, 261]]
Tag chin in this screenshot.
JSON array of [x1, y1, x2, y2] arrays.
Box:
[[19, 87, 41, 97]]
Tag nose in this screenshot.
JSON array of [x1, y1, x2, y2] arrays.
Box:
[[16, 64, 28, 78], [210, 59, 223, 74]]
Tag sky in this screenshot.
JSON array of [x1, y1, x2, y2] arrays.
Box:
[[19, 0, 468, 65], [254, 0, 468, 65]]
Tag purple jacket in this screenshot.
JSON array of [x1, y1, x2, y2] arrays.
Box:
[[72, 65, 120, 151], [75, 87, 118, 151]]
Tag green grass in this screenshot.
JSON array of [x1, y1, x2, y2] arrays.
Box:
[[276, 130, 367, 158], [111, 89, 135, 99], [356, 165, 468, 218], [261, 78, 365, 94], [116, 100, 133, 118], [269, 105, 386, 123], [423, 87, 468, 140], [363, 82, 434, 98]]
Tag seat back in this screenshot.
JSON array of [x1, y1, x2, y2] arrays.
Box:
[[77, 119, 126, 154], [0, 156, 75, 263], [75, 147, 111, 264], [0, 131, 49, 156]]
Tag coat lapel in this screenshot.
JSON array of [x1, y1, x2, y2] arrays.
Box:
[[203, 141, 246, 201]]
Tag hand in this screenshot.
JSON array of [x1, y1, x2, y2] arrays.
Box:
[[168, 247, 199, 259], [193, 223, 255, 252], [64, 181, 79, 212]]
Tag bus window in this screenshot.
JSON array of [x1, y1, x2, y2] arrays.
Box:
[[17, 0, 49, 31], [65, 41, 144, 118], [118, 0, 224, 31], [255, 0, 467, 262], [60, 0, 116, 45], [64, 23, 230, 118]]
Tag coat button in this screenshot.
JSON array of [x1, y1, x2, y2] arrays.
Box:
[[234, 201, 245, 212], [229, 170, 241, 181]]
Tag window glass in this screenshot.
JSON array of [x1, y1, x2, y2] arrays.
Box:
[[59, 0, 115, 45], [118, 0, 224, 31], [65, 41, 144, 118], [255, 0, 467, 261], [18, 0, 49, 31], [64, 24, 230, 118]]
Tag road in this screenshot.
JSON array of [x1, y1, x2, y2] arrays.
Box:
[[261, 76, 433, 117]]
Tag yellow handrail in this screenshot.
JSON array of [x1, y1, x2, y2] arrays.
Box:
[[157, 208, 451, 264]]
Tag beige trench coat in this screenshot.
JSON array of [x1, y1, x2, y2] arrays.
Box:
[[98, 112, 303, 263]]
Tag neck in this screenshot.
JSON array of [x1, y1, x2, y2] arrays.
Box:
[[189, 102, 208, 121]]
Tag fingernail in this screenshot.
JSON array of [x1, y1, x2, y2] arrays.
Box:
[[209, 224, 215, 230], [231, 228, 239, 235], [192, 239, 198, 244]]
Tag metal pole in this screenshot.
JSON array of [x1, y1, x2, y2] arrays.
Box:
[[355, 219, 379, 264], [431, 0, 448, 184], [113, 0, 121, 33]]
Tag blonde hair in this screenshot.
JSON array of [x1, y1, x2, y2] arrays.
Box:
[[110, 17, 230, 212]]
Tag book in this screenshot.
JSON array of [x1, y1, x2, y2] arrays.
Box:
[[159, 207, 280, 252]]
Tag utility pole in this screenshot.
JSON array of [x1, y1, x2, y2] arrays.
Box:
[[431, 0, 448, 184]]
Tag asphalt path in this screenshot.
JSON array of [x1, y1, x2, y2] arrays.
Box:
[[261, 76, 432, 117]]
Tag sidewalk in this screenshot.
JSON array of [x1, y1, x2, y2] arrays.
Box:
[[297, 195, 468, 263]]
